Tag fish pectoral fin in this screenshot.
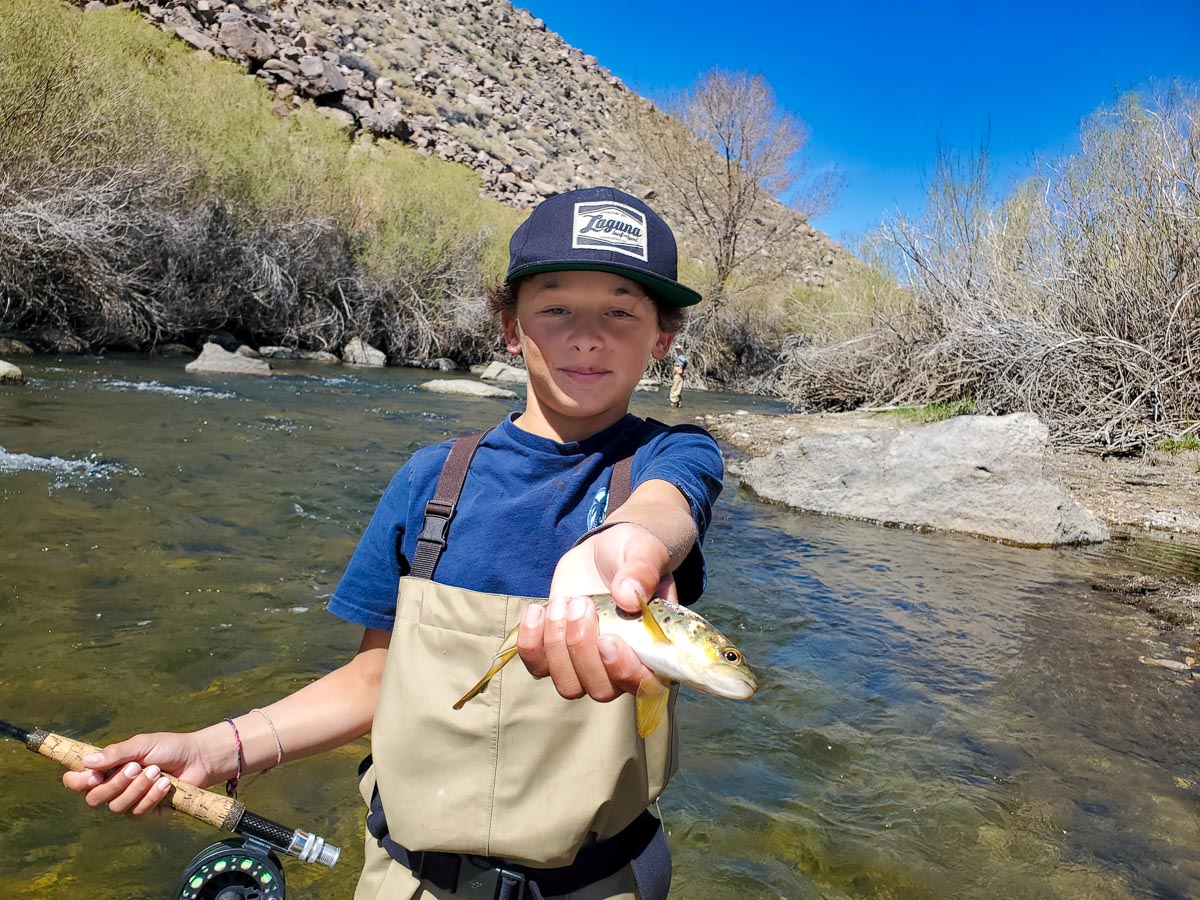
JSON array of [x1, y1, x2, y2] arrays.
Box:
[[452, 626, 522, 710], [638, 596, 672, 645], [635, 674, 672, 738]]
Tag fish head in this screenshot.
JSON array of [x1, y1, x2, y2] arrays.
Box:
[[650, 601, 759, 701]]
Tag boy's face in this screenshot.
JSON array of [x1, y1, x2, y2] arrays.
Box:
[[504, 270, 674, 439]]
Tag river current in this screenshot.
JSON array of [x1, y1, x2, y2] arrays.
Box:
[[1, 356, 1197, 898]]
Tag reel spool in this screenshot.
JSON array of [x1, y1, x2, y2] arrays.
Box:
[[177, 837, 286, 900]]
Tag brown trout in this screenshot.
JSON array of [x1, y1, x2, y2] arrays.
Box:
[[452, 593, 758, 736]]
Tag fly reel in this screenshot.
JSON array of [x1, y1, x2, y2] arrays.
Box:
[[177, 837, 286, 900]]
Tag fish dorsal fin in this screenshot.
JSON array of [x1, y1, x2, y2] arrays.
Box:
[[639, 596, 672, 645], [635, 673, 672, 737]]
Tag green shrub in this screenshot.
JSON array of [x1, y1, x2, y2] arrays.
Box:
[[0, 0, 522, 360]]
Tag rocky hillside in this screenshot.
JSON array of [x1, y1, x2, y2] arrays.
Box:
[[74, 0, 844, 286]]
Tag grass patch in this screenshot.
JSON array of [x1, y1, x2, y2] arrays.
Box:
[[1155, 436, 1200, 453], [871, 399, 977, 424]]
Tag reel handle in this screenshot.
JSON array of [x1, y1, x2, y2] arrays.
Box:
[[30, 728, 244, 831]]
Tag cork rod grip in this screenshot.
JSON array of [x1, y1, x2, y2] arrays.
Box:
[[30, 729, 245, 832]]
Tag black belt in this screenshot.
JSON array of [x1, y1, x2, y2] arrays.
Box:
[[361, 756, 671, 900]]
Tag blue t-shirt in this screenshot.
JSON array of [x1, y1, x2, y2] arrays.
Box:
[[328, 413, 724, 631]]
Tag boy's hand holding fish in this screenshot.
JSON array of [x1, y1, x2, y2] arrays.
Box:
[[519, 484, 699, 703]]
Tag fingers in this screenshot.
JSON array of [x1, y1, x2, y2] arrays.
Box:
[[517, 602, 549, 679], [596, 635, 653, 697], [71, 761, 171, 817], [519, 596, 625, 702]]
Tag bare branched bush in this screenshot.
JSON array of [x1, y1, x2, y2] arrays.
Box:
[[781, 85, 1200, 451], [1, 0, 515, 365]]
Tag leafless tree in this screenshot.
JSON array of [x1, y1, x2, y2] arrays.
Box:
[[631, 69, 840, 302]]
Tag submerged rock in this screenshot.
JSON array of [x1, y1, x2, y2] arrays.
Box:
[[0, 360, 24, 383], [418, 379, 517, 399], [739, 412, 1109, 546], [185, 342, 272, 376]]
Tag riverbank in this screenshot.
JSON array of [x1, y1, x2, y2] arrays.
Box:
[[704, 408, 1200, 658]]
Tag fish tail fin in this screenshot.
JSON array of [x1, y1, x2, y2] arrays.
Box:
[[452, 629, 521, 709], [635, 673, 672, 737]]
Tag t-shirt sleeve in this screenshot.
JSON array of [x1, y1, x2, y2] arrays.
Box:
[[635, 425, 724, 540], [327, 465, 412, 631]]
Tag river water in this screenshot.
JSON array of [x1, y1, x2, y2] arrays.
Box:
[[1, 356, 1198, 899]]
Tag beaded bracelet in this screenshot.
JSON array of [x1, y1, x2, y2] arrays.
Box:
[[222, 717, 244, 798]]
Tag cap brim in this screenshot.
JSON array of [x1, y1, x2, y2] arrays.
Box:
[[507, 262, 702, 308]]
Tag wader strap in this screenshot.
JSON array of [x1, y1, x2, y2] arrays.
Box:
[[607, 455, 633, 514], [409, 431, 488, 581], [362, 756, 670, 899]]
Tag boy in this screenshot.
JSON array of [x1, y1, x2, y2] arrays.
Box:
[[64, 187, 723, 900]]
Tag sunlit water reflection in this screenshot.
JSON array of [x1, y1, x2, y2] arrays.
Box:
[[1, 356, 1197, 898]]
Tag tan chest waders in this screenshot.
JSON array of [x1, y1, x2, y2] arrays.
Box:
[[356, 430, 678, 900]]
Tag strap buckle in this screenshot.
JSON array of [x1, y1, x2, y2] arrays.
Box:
[[460, 858, 526, 900], [418, 499, 454, 548]]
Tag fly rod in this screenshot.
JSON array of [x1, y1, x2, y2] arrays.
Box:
[[0, 719, 339, 868]]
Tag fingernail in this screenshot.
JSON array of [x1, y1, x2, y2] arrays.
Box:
[[82, 753, 103, 766], [86, 773, 103, 787], [156, 776, 171, 791], [523, 604, 543, 627], [623, 580, 647, 603], [598, 638, 618, 663], [547, 597, 566, 620], [144, 765, 161, 780], [123, 762, 141, 778], [567, 596, 588, 620]]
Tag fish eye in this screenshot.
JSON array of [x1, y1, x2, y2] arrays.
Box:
[[722, 648, 743, 665]]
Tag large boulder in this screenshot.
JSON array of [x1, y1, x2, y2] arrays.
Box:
[[0, 360, 24, 383], [739, 413, 1109, 546], [418, 379, 517, 399], [185, 342, 272, 376], [342, 338, 386, 367]]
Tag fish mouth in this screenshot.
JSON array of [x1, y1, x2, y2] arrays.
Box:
[[697, 671, 759, 701]]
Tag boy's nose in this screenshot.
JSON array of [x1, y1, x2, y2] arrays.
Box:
[[568, 320, 604, 351]]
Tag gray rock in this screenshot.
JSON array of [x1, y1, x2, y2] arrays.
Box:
[[218, 19, 275, 60], [173, 25, 221, 54], [479, 360, 527, 384], [419, 379, 517, 399], [0, 338, 33, 355], [0, 360, 24, 383], [342, 337, 386, 366], [185, 342, 272, 376], [235, 344, 262, 358], [739, 413, 1109, 547]]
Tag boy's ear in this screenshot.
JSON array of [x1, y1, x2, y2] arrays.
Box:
[[501, 311, 523, 355], [650, 330, 675, 361]]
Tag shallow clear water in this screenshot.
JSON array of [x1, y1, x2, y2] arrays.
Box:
[[1, 356, 1197, 898]]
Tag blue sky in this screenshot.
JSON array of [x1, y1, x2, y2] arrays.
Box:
[[522, 1, 1200, 245]]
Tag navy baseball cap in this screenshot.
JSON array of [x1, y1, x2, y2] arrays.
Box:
[[505, 186, 702, 307]]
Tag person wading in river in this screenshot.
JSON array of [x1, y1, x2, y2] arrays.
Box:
[[669, 356, 687, 409], [63, 186, 724, 900]]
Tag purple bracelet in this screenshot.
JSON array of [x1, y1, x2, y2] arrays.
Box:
[[223, 717, 244, 798]]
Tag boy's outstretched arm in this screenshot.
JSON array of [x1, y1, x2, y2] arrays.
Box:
[[518, 478, 698, 703]]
